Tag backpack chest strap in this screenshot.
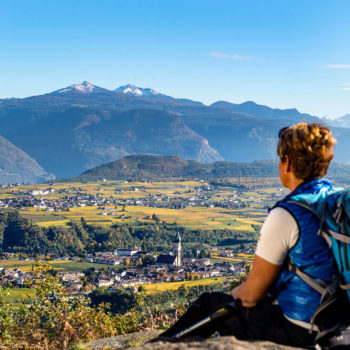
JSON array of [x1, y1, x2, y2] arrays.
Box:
[[287, 259, 336, 299], [323, 228, 350, 245]]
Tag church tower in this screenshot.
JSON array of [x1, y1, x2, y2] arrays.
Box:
[[173, 231, 182, 267]]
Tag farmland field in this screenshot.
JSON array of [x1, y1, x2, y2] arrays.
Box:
[[140, 277, 225, 294], [0, 259, 120, 272], [3, 178, 285, 231], [18, 205, 262, 231], [2, 287, 36, 303]]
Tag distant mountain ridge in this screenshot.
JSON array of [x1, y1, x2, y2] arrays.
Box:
[[0, 81, 350, 181], [211, 101, 319, 121], [65, 154, 350, 182], [0, 107, 223, 178], [323, 114, 350, 128]]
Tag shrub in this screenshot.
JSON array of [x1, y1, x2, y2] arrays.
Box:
[[0, 261, 143, 349]]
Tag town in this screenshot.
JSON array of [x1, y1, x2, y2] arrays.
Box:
[[0, 182, 258, 212], [0, 178, 275, 301], [0, 240, 252, 296]]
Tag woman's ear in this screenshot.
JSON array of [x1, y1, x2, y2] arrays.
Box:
[[284, 155, 291, 173]]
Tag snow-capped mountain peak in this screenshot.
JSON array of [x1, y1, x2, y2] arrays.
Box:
[[114, 84, 160, 97], [55, 81, 105, 94]]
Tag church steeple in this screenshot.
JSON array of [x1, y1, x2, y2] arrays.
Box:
[[173, 231, 182, 267]]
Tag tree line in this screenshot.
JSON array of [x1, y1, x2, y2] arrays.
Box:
[[0, 210, 258, 256]]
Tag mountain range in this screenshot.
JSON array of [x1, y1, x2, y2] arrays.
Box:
[[0, 81, 349, 183], [323, 114, 350, 128]]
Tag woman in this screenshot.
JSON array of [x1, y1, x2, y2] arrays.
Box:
[[154, 123, 339, 347]]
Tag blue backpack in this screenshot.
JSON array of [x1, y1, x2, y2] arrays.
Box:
[[289, 188, 350, 348]]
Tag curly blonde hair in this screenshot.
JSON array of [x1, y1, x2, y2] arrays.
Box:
[[277, 123, 336, 180]]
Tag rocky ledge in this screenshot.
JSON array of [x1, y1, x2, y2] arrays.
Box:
[[84, 330, 304, 349]]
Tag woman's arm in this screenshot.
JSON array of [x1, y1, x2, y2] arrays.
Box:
[[231, 207, 299, 307], [230, 255, 281, 307]]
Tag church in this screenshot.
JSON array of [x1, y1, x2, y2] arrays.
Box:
[[156, 232, 181, 267]]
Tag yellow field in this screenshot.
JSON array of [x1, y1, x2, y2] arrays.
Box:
[[0, 194, 16, 199], [0, 259, 72, 271], [211, 256, 253, 263], [236, 253, 255, 259], [19, 205, 262, 231], [141, 277, 224, 294], [0, 259, 112, 273], [37, 220, 70, 227], [0, 259, 37, 268], [210, 252, 254, 263]]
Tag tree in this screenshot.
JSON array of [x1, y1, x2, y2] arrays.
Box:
[[199, 249, 208, 258], [138, 285, 146, 293], [142, 255, 155, 266], [152, 213, 160, 222], [0, 261, 125, 349]]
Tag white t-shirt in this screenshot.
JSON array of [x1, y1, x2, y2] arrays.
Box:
[[255, 207, 319, 330], [256, 207, 299, 266]]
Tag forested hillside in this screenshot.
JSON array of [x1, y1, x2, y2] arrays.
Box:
[[0, 210, 256, 256], [66, 155, 350, 182]]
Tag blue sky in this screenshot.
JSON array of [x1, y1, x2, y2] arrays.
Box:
[[1, 0, 349, 117]]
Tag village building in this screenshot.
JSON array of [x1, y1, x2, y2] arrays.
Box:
[[156, 232, 182, 267], [115, 247, 141, 256]]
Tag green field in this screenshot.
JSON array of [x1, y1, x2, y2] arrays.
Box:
[[1, 287, 36, 303], [0, 259, 121, 272]]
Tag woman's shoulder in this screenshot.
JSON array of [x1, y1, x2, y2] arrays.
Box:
[[265, 206, 297, 228], [256, 207, 299, 265]]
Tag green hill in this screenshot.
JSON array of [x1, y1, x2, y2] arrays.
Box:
[[63, 155, 277, 181], [63, 155, 350, 182]]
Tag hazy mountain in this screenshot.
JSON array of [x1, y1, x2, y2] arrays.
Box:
[[73, 108, 223, 169], [211, 100, 319, 121], [0, 135, 54, 184], [65, 154, 350, 182], [0, 107, 222, 178], [323, 114, 350, 128], [0, 81, 349, 180]]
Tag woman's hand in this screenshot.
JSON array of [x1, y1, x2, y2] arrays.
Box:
[[231, 255, 281, 307]]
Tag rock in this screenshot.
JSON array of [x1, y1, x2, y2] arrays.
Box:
[[84, 330, 304, 350], [84, 330, 162, 349]]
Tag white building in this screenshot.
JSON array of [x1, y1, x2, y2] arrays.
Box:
[[115, 247, 141, 256]]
